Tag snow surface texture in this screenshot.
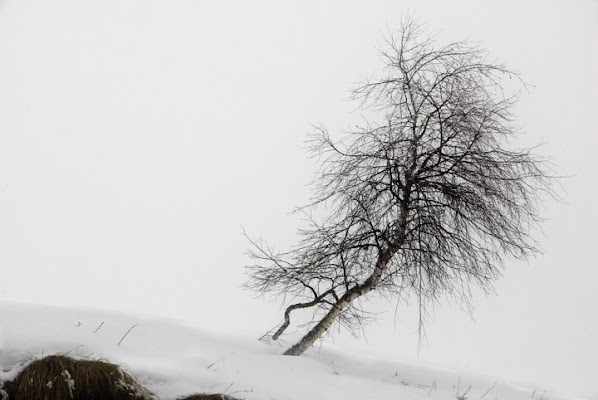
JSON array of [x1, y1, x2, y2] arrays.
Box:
[[0, 300, 586, 400]]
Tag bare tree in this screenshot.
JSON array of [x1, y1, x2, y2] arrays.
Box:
[[244, 18, 556, 356]]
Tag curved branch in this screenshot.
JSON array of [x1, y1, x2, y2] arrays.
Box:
[[272, 288, 338, 340]]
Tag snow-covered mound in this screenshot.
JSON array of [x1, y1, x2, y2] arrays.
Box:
[[0, 300, 585, 400]]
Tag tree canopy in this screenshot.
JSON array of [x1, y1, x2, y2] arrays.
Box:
[[245, 18, 557, 356]]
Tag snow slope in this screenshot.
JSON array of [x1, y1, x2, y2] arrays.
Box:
[[0, 300, 587, 400]]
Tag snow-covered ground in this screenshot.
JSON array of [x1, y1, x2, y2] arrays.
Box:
[[0, 300, 586, 400]]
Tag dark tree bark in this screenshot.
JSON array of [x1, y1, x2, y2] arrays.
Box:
[[244, 17, 557, 356]]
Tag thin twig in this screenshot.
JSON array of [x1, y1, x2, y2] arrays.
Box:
[[63, 344, 84, 356], [428, 380, 437, 396], [222, 381, 235, 394], [117, 324, 138, 346], [93, 321, 104, 333], [206, 352, 236, 370], [481, 381, 498, 399]]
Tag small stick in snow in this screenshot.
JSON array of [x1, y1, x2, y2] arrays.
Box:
[[118, 324, 138, 346], [222, 381, 235, 394], [63, 344, 84, 355], [93, 321, 104, 333], [481, 381, 498, 399], [428, 380, 437, 396], [206, 352, 236, 370]]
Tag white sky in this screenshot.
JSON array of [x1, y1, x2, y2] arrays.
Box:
[[0, 0, 597, 397]]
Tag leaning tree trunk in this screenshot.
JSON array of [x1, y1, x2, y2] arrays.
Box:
[[283, 286, 368, 355], [283, 248, 396, 356], [283, 181, 412, 356]]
